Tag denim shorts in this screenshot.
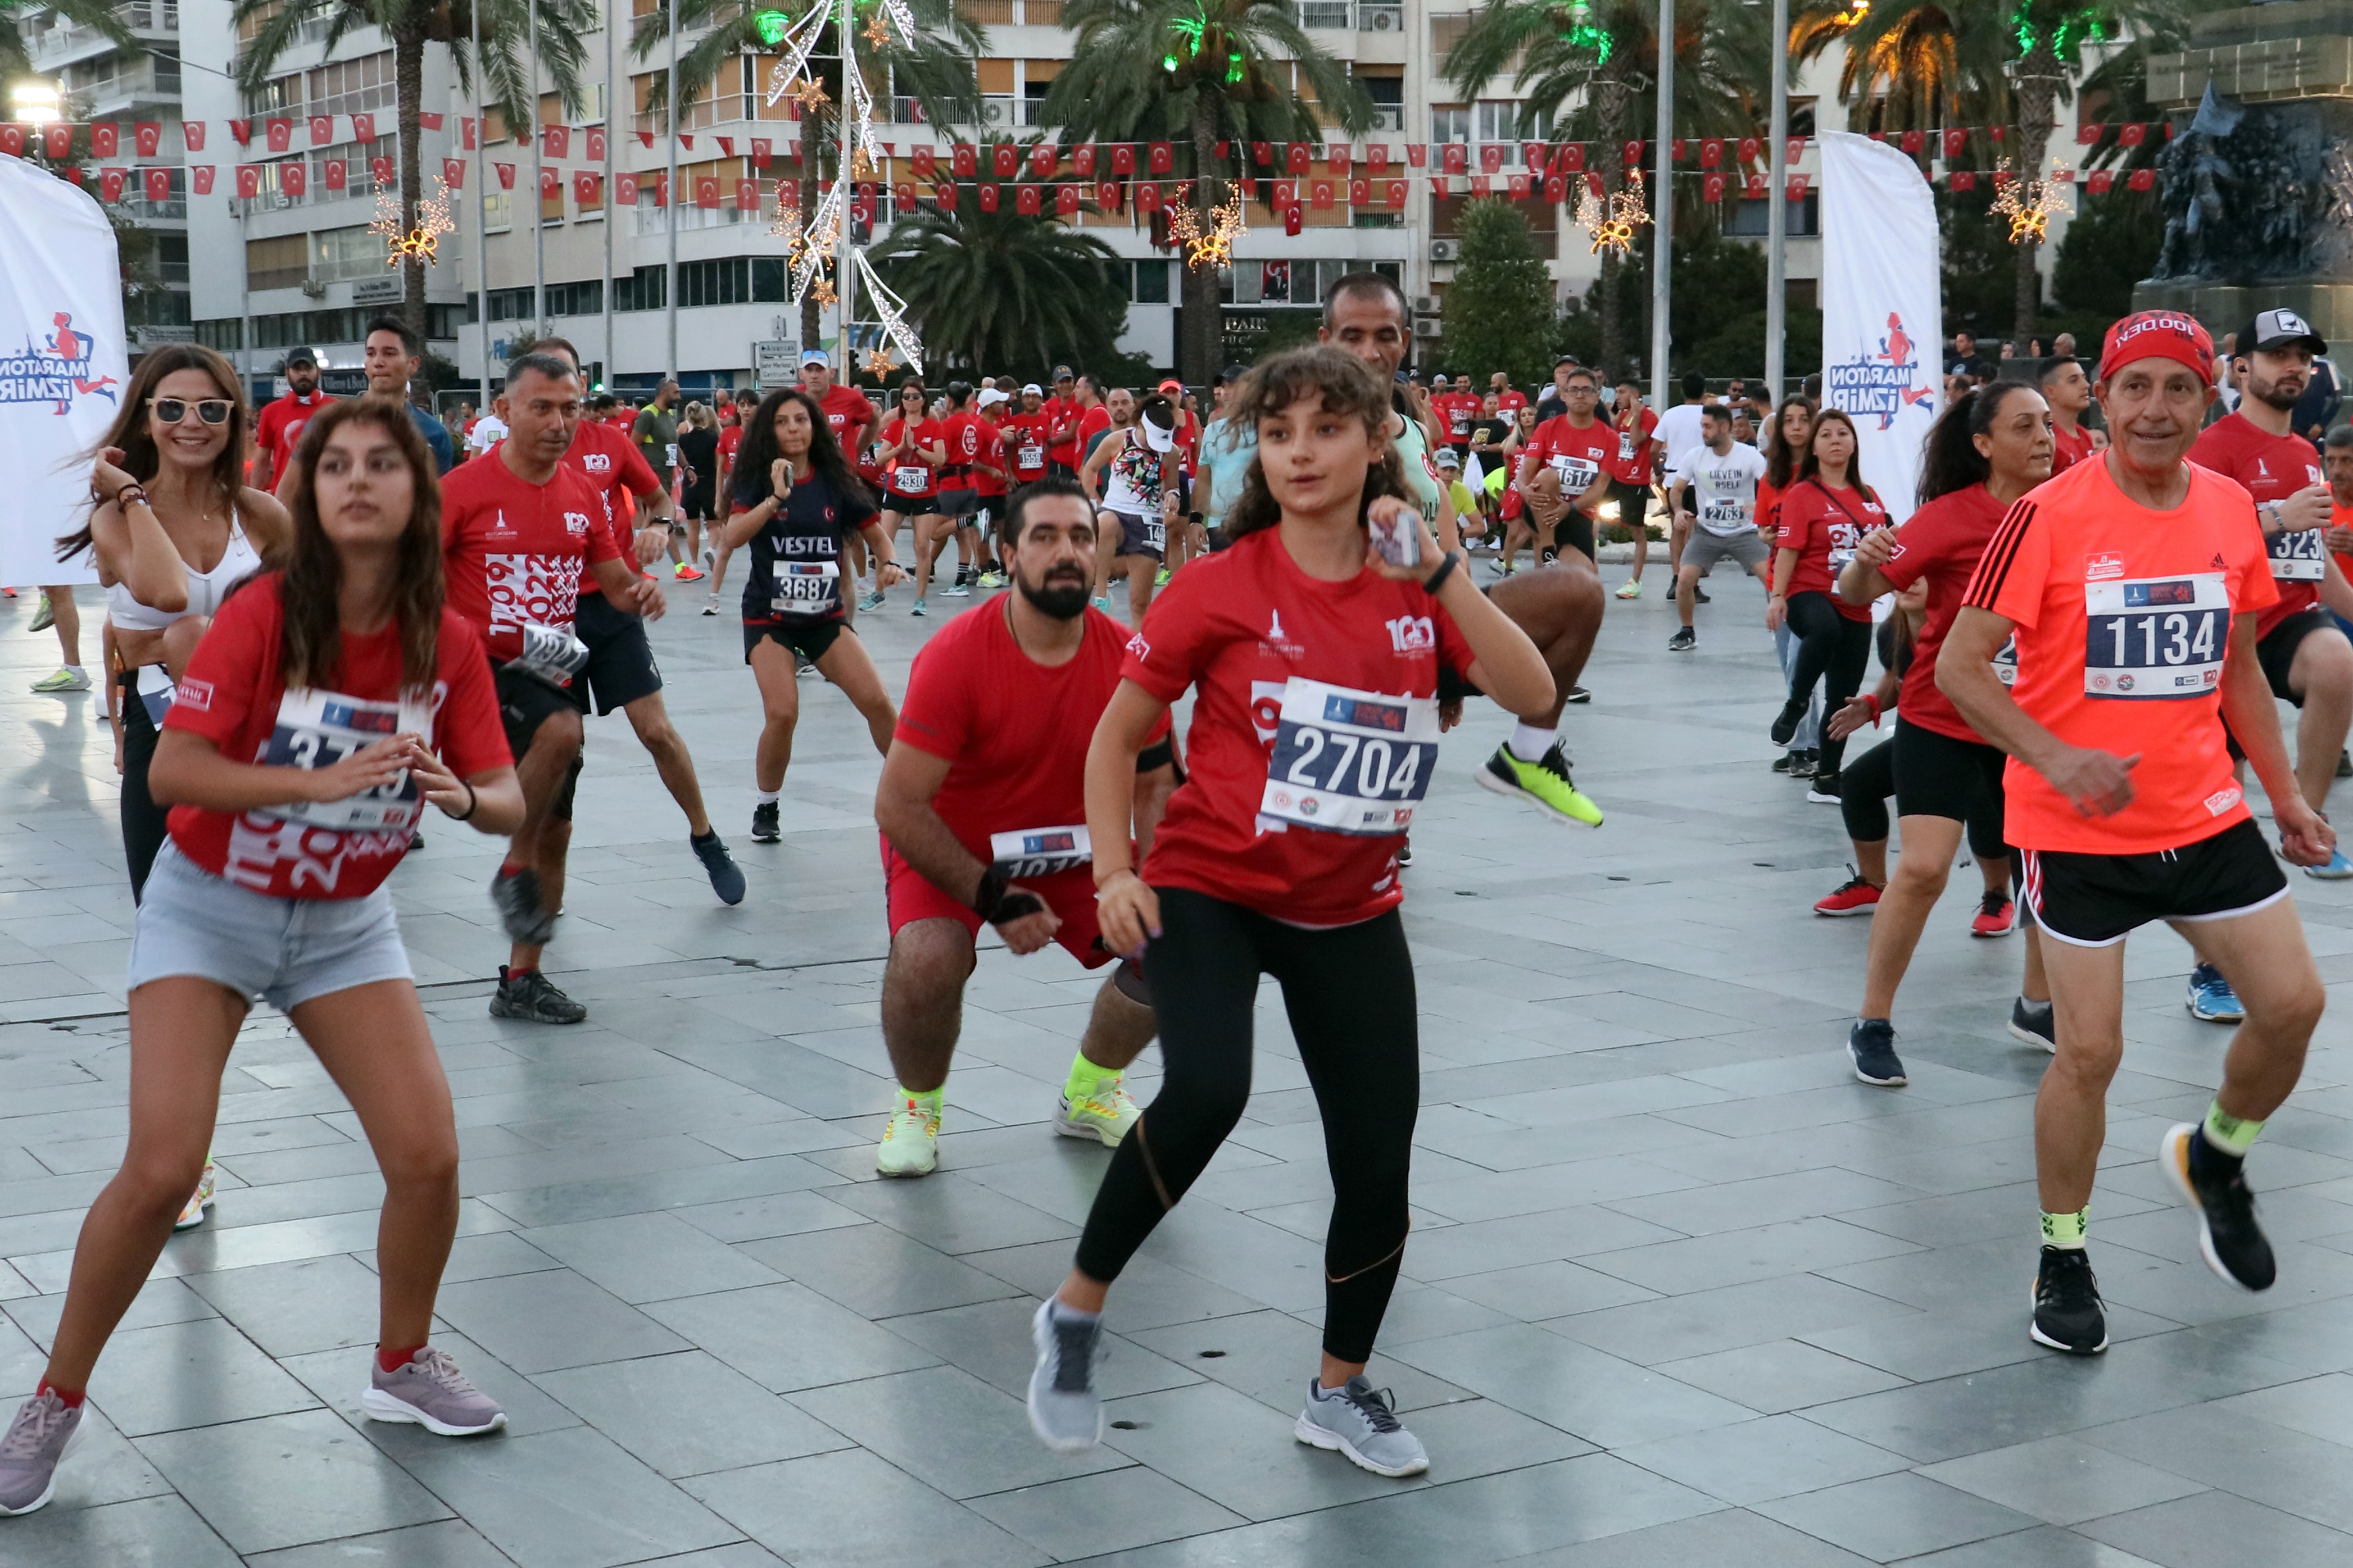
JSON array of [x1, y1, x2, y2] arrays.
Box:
[[126, 841, 412, 1010]]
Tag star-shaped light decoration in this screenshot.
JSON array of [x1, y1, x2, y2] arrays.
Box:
[[864, 344, 898, 378], [1166, 184, 1246, 269], [863, 9, 892, 47], [795, 76, 831, 111], [1573, 170, 1648, 257], [1989, 158, 2070, 243], [369, 179, 455, 266], [810, 275, 837, 306], [851, 146, 878, 180]]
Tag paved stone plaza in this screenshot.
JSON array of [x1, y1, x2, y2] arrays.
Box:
[[6, 565, 2353, 1568]]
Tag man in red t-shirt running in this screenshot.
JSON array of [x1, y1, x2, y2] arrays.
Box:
[[1939, 310, 2333, 1355], [2040, 354, 2101, 473], [252, 346, 335, 495], [1514, 367, 1617, 568], [870, 479, 1176, 1177]]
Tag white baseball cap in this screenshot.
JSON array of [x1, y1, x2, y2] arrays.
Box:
[[1021, 382, 1044, 396], [801, 349, 831, 367], [978, 386, 1009, 407]]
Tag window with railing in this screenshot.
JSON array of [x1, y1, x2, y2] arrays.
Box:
[[122, 166, 188, 221], [1475, 101, 1549, 142], [614, 264, 667, 312], [1357, 3, 1402, 31], [157, 233, 189, 283], [70, 47, 178, 102], [1431, 106, 1469, 144], [1299, 0, 1350, 26]]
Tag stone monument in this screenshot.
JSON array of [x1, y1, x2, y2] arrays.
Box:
[[2135, 0, 2353, 338]]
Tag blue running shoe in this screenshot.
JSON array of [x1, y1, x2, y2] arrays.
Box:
[[2304, 846, 2353, 880], [2186, 963, 2244, 1023], [1848, 1017, 1907, 1087]]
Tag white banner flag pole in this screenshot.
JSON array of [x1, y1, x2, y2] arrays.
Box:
[[0, 153, 125, 589], [1817, 130, 1942, 527]]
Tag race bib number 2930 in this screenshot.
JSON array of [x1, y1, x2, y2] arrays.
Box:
[[1259, 678, 1439, 836]]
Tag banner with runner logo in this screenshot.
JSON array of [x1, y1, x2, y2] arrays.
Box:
[[0, 154, 123, 587], [1818, 131, 1940, 528]]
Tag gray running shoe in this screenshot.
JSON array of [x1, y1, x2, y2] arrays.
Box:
[[691, 831, 746, 905], [0, 1390, 83, 1515], [1026, 1299, 1103, 1453], [1294, 1376, 1429, 1477], [490, 866, 555, 944], [490, 966, 587, 1024], [361, 1347, 507, 1437]]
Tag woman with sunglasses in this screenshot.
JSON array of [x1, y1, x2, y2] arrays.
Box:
[[0, 399, 525, 1519], [871, 379, 946, 615]]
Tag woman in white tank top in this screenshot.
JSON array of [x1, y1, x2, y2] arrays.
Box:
[[58, 346, 288, 903]]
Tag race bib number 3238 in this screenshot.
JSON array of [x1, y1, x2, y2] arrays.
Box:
[[1260, 678, 1439, 836]]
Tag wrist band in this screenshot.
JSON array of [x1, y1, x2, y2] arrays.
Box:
[[1422, 550, 1462, 595], [1864, 694, 1883, 726], [116, 484, 149, 508], [452, 780, 478, 822], [971, 866, 1009, 919]]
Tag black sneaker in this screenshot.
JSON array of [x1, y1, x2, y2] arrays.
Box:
[[2338, 749, 2351, 780], [2030, 1245, 2109, 1354], [692, 831, 746, 905], [490, 965, 587, 1024], [2163, 1124, 2276, 1290], [1396, 839, 1412, 867], [1563, 685, 1590, 703], [1771, 697, 1808, 746], [750, 801, 781, 843], [1807, 773, 1843, 805], [408, 830, 426, 851], [2008, 996, 2056, 1053], [489, 866, 555, 945], [1772, 752, 1793, 774], [1668, 626, 1696, 652], [1789, 749, 1818, 779], [1848, 1017, 1907, 1086], [1693, 585, 1711, 603], [1539, 545, 1559, 567]]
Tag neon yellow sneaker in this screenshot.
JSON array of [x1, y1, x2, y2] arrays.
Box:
[[174, 1161, 216, 1230], [30, 668, 88, 693], [1055, 1075, 1141, 1147], [876, 1094, 941, 1177], [1477, 741, 1603, 828]]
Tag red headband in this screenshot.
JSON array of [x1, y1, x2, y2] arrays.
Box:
[[2098, 310, 2214, 386]]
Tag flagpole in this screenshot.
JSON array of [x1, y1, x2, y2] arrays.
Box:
[[665, 0, 679, 381], [602, 5, 615, 390], [1765, 0, 1788, 402], [529, 0, 544, 333], [835, 0, 853, 368], [471, 0, 488, 415], [1649, 0, 1674, 412]]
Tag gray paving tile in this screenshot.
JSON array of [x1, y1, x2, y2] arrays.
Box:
[[670, 1187, 869, 1245], [134, 1407, 451, 1555], [1756, 1470, 2042, 1561], [387, 1425, 742, 1568], [1616, 1411, 1910, 1505], [530, 1350, 853, 1478], [967, 1465, 1247, 1560], [789, 1363, 1131, 1498], [2078, 1489, 2353, 1567], [1653, 1338, 1910, 1414], [85, 1315, 321, 1437], [182, 1253, 407, 1360], [681, 1447, 1046, 1568], [1920, 1435, 2211, 1527], [1393, 1322, 1761, 1448], [516, 1210, 786, 1304], [642, 1282, 939, 1392], [738, 1220, 1023, 1317], [242, 1519, 515, 1568], [1500, 1506, 1876, 1567], [1544, 1271, 1921, 1365], [0, 1492, 241, 1567], [1894, 1526, 2168, 1566], [882, 1295, 1200, 1403], [429, 1267, 689, 1374], [1126, 1308, 1474, 1415], [829, 1171, 1081, 1254]]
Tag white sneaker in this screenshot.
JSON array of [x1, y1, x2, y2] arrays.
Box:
[[876, 1095, 941, 1176], [1054, 1077, 1141, 1146], [174, 1162, 216, 1230]]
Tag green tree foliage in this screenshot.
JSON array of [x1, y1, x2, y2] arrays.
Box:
[[2053, 190, 2161, 320], [869, 201, 1131, 380], [1441, 200, 1556, 387]]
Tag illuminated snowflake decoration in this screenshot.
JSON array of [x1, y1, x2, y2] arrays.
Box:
[[1166, 184, 1246, 269], [1990, 157, 2070, 243], [369, 179, 455, 266], [1574, 171, 1649, 256]]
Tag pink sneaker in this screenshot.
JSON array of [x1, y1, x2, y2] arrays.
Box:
[[361, 1347, 506, 1437]]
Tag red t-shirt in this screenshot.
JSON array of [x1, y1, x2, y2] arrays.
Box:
[[940, 410, 989, 489], [1121, 527, 1475, 926], [879, 417, 945, 497], [1076, 405, 1113, 465], [2050, 420, 2096, 475], [1963, 456, 2277, 853], [970, 412, 1008, 497], [1877, 484, 2005, 743], [894, 602, 1168, 864], [1496, 389, 1528, 416], [1002, 412, 1051, 485], [2334, 499, 2353, 583], [2189, 412, 2329, 637], [1521, 415, 1615, 502], [1756, 477, 1783, 536], [439, 451, 620, 662], [559, 420, 661, 596], [818, 385, 874, 453], [1607, 407, 1658, 487], [1435, 393, 1479, 443], [1173, 411, 1202, 479], [1045, 396, 1082, 467], [1776, 480, 1885, 622], [161, 574, 510, 900], [255, 391, 336, 477]]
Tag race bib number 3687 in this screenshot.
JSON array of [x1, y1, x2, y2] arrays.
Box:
[[2084, 572, 2228, 699], [1259, 678, 1439, 836]]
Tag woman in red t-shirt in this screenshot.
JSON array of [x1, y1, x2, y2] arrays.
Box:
[[1768, 408, 1887, 794], [1022, 347, 1551, 1478], [5, 401, 528, 1501], [871, 379, 947, 613]]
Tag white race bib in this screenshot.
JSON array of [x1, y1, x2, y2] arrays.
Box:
[[989, 825, 1091, 878], [894, 465, 930, 491], [772, 560, 840, 617], [2269, 526, 2328, 581], [135, 663, 175, 724], [1018, 444, 1044, 470], [260, 687, 431, 833], [1258, 678, 1440, 837], [2084, 572, 2228, 699], [507, 622, 590, 688], [1548, 454, 1600, 496], [1144, 516, 1166, 551], [665, 442, 679, 467]]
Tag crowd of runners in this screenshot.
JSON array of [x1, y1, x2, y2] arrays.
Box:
[[1, 280, 2348, 1505]]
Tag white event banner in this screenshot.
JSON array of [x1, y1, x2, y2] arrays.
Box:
[[1817, 130, 1942, 527], [0, 153, 126, 589]]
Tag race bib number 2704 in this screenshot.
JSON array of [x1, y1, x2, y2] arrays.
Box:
[[1259, 678, 1439, 835]]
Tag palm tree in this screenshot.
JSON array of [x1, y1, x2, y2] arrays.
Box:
[[231, 0, 596, 351], [1040, 0, 1374, 385], [2, 1, 146, 87], [1446, 0, 1766, 379], [869, 199, 1129, 378], [632, 0, 981, 352]]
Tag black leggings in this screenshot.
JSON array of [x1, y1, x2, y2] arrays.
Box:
[[1784, 591, 1873, 780], [1073, 887, 1418, 1364], [1839, 730, 2009, 860], [119, 671, 170, 903]]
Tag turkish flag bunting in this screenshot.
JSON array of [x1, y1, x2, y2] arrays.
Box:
[[323, 159, 346, 191], [1312, 179, 1334, 208], [1095, 179, 1118, 207], [1704, 171, 1726, 202], [444, 158, 465, 188], [228, 119, 252, 146], [1471, 174, 1491, 197], [1285, 203, 1302, 237], [308, 115, 331, 147], [1622, 139, 1643, 166], [735, 176, 758, 210], [371, 156, 394, 184], [183, 121, 206, 152], [1057, 183, 1080, 214], [747, 135, 768, 166], [716, 136, 735, 157], [1787, 136, 1806, 162], [857, 180, 877, 204], [1507, 173, 1529, 200], [893, 181, 914, 210], [541, 167, 561, 198], [99, 169, 125, 203], [2078, 122, 2102, 145], [1544, 174, 1565, 203], [1869, 131, 1886, 143], [0, 126, 20, 157], [1331, 144, 1352, 173], [651, 172, 669, 206], [1349, 177, 1369, 206], [1479, 143, 1502, 174], [418, 113, 443, 130], [1739, 135, 1761, 164], [1787, 172, 1809, 199], [616, 171, 639, 203], [140, 169, 176, 206], [2088, 169, 2114, 193], [1406, 143, 1426, 167], [953, 143, 977, 176], [1559, 143, 1585, 172], [1111, 143, 1134, 175], [992, 142, 1018, 176], [1943, 127, 1966, 158], [1145, 140, 1169, 174], [1252, 140, 1271, 164], [236, 165, 260, 198], [933, 179, 956, 208], [2120, 122, 2146, 146], [679, 134, 693, 151], [88, 123, 118, 157], [1214, 139, 1228, 157], [1671, 138, 1686, 160], [1030, 143, 1055, 178], [1386, 178, 1408, 208], [495, 162, 515, 189], [696, 176, 719, 208], [913, 146, 935, 177], [1282, 142, 1307, 174], [192, 165, 214, 194], [575, 169, 601, 203], [266, 119, 292, 152], [1272, 179, 1294, 207], [583, 127, 605, 162], [1900, 129, 1924, 154], [352, 113, 375, 144], [1992, 169, 2014, 187], [1074, 144, 1095, 176], [2128, 167, 2155, 190], [44, 124, 71, 157], [1442, 144, 1466, 175], [1991, 126, 2005, 141], [979, 181, 999, 211], [134, 121, 161, 157], [1699, 138, 1723, 169], [279, 161, 306, 196], [637, 131, 654, 148], [1430, 176, 1447, 199], [1369, 144, 1389, 171], [2052, 166, 2075, 184], [544, 125, 569, 159], [1017, 183, 1040, 213], [1744, 171, 1767, 198], [1951, 170, 1976, 192], [463, 117, 477, 149]]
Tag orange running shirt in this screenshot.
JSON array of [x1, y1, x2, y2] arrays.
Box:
[[1962, 454, 2277, 853]]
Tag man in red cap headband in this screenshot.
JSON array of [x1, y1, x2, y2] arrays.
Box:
[[1933, 310, 2333, 1357]]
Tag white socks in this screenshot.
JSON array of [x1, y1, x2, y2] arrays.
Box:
[[755, 787, 782, 805], [1507, 722, 1557, 762]]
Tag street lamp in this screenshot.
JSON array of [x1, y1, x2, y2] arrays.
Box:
[[9, 81, 62, 126]]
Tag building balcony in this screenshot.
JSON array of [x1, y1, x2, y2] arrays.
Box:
[[27, 1, 178, 71]]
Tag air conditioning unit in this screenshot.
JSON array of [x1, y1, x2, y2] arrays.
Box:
[[1412, 294, 1441, 315], [1412, 319, 1443, 338], [1429, 238, 1459, 261], [1361, 4, 1402, 29], [300, 277, 328, 299]]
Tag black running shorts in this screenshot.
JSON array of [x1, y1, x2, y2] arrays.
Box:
[[1892, 720, 2007, 843], [2022, 817, 2287, 948], [571, 591, 664, 716], [2257, 605, 2341, 706], [883, 489, 940, 517], [745, 617, 847, 665]]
